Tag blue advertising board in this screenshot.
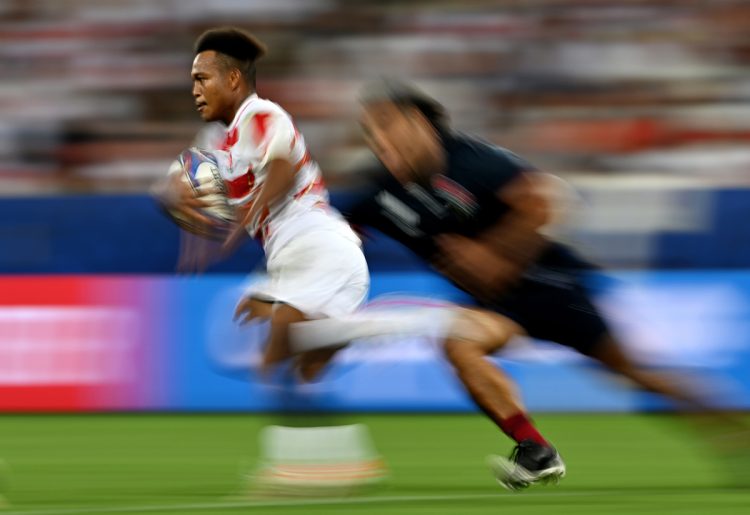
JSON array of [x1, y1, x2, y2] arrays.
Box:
[[155, 270, 750, 413]]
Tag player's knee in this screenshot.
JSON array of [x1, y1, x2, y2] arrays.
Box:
[[296, 349, 338, 383], [448, 309, 519, 354], [443, 338, 483, 364]]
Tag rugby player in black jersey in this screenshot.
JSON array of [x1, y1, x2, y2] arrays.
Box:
[[339, 78, 740, 490]]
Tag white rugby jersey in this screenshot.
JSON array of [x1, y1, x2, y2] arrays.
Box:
[[196, 94, 356, 257]]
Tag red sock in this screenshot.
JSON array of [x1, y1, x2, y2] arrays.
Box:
[[499, 412, 548, 446]]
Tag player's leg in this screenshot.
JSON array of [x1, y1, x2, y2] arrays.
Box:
[[241, 225, 368, 374], [514, 270, 749, 485], [506, 273, 703, 407], [588, 333, 750, 433], [442, 309, 565, 490], [287, 303, 563, 489], [443, 309, 532, 428], [233, 296, 295, 375], [588, 334, 710, 411], [486, 273, 614, 490], [587, 326, 750, 485], [291, 306, 548, 442], [289, 304, 566, 489], [511, 267, 737, 420], [263, 303, 308, 373], [296, 348, 340, 383], [528, 275, 748, 425], [291, 304, 461, 382], [294, 306, 519, 383], [251, 230, 384, 493]]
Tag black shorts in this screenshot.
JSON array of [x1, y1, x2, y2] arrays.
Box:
[[489, 245, 610, 356]]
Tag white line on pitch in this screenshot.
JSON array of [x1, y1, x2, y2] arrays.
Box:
[[0, 493, 518, 515], [2, 489, 745, 515]]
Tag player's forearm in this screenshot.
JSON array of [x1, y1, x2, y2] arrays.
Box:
[[240, 158, 296, 230], [480, 214, 548, 268], [480, 174, 552, 267]]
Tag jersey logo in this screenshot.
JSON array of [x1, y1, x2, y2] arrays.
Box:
[[431, 175, 478, 218], [375, 191, 423, 236], [405, 183, 447, 218], [226, 167, 255, 199]]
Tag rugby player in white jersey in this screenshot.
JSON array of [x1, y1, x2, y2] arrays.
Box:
[[158, 27, 371, 372], [152, 27, 390, 491]]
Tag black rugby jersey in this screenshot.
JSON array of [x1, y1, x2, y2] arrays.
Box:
[[345, 132, 534, 261]]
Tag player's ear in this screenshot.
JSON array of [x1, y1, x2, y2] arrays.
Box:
[[229, 68, 242, 90]]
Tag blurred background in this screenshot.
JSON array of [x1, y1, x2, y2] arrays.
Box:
[[1, 0, 750, 418], [0, 0, 750, 408], [0, 1, 749, 511], [1, 0, 750, 269]]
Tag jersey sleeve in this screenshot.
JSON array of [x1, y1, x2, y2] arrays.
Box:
[[234, 109, 297, 172]]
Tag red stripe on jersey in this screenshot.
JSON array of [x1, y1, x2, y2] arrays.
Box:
[[253, 113, 272, 146], [293, 151, 312, 174], [293, 174, 326, 200], [310, 174, 326, 193], [290, 126, 302, 150], [254, 206, 271, 242], [226, 168, 255, 199]]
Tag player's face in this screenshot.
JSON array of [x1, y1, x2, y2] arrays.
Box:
[[360, 101, 439, 184], [191, 51, 236, 125]]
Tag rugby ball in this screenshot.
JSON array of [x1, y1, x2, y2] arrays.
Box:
[[166, 148, 235, 239]]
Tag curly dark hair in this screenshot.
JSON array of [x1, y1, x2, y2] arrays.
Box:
[[360, 78, 450, 134], [194, 27, 267, 88]]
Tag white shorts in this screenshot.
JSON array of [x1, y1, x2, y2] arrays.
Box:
[[248, 228, 369, 319]]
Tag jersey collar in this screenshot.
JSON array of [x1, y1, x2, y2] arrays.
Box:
[[228, 93, 258, 130]]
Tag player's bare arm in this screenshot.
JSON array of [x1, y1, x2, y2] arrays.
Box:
[[435, 173, 552, 298], [433, 235, 521, 300], [482, 172, 553, 266]]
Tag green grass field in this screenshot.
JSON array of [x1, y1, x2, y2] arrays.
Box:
[[0, 414, 747, 514]]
